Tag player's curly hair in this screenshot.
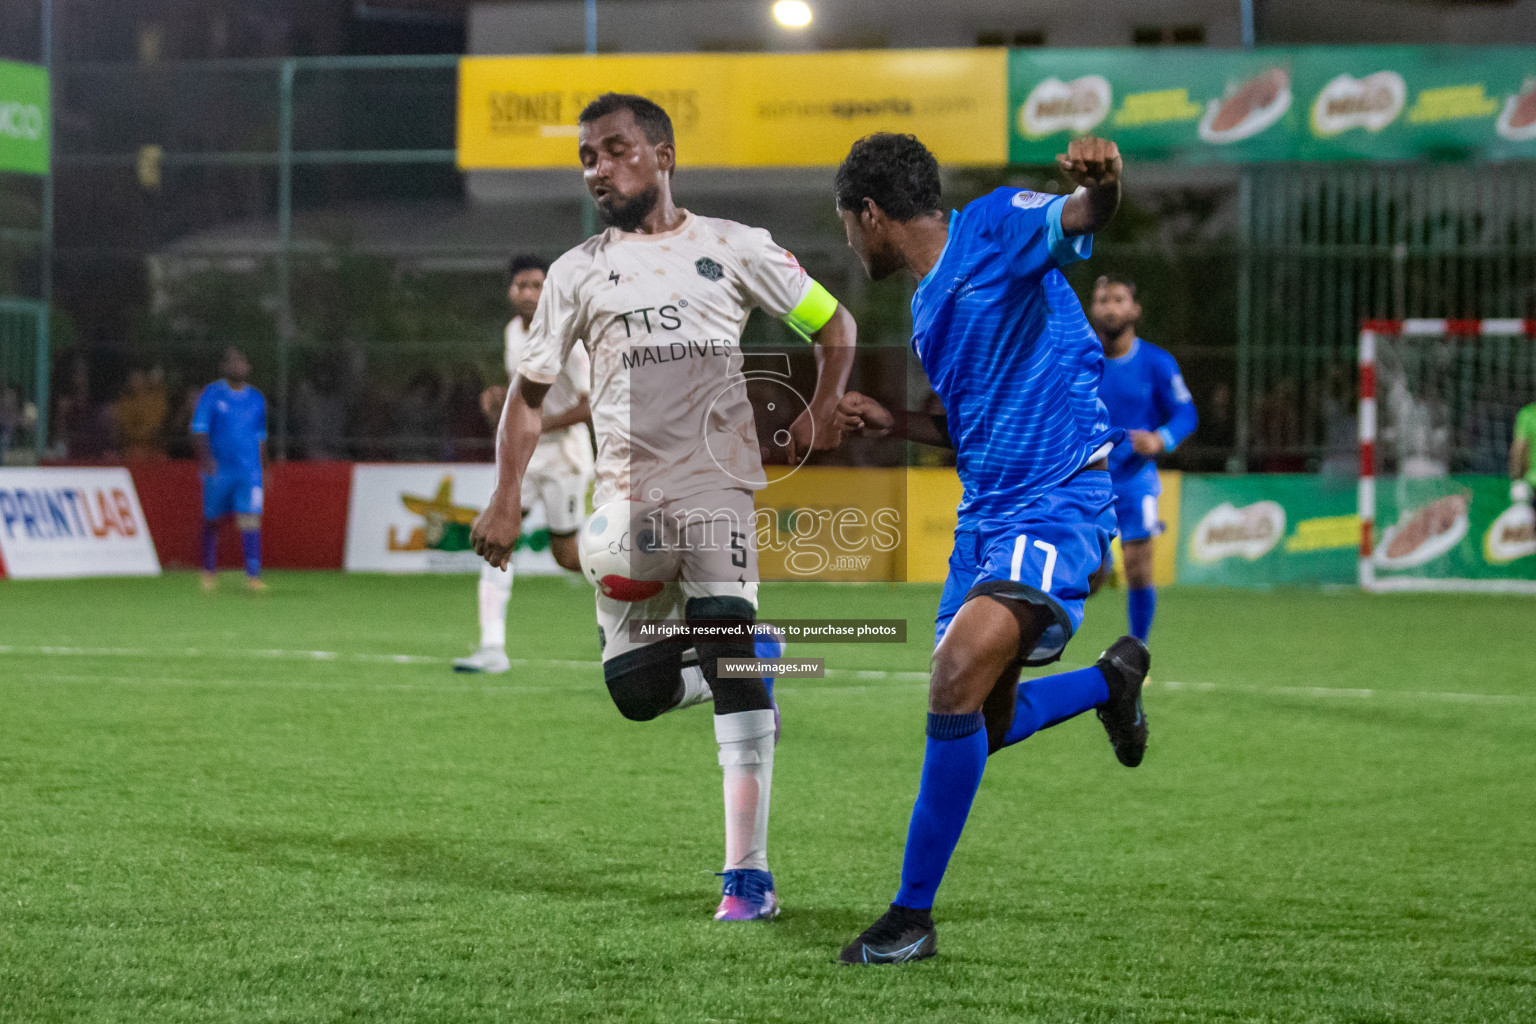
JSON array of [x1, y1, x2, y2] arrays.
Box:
[[507, 253, 550, 281], [578, 92, 675, 145], [835, 133, 942, 222]]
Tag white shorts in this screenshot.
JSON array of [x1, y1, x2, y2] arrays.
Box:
[[596, 488, 759, 663], [526, 447, 592, 536]]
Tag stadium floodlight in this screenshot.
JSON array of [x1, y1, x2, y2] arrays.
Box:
[[772, 1, 813, 28]]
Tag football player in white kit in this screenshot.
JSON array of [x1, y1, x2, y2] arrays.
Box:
[[455, 254, 594, 674], [471, 94, 857, 921]]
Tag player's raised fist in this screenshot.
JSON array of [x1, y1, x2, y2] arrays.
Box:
[[1056, 137, 1122, 189], [835, 391, 894, 439]]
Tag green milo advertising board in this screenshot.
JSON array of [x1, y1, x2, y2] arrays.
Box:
[[1176, 475, 1536, 588], [0, 60, 49, 176], [1010, 47, 1536, 164], [1177, 475, 1360, 587]]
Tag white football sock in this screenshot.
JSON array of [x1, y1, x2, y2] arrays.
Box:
[[675, 650, 714, 710], [714, 708, 776, 872], [478, 562, 512, 651]]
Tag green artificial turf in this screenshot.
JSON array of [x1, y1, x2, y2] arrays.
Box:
[[1, 573, 1533, 1022]]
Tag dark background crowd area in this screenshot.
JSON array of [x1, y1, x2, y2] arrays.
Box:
[[46, 348, 498, 466], [38, 339, 1313, 475]]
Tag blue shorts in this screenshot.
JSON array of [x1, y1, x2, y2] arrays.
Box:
[[203, 471, 264, 519], [935, 469, 1117, 666], [1112, 465, 1163, 543]]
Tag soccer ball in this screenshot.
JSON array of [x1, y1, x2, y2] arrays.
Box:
[[578, 500, 677, 601]]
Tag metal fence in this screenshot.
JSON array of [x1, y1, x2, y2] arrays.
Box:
[[35, 56, 1536, 470], [49, 56, 462, 461], [1240, 164, 1536, 471]]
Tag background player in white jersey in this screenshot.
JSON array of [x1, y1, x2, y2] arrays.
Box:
[[470, 93, 856, 921], [454, 254, 593, 674]]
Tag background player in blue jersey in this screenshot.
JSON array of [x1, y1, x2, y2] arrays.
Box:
[[1091, 275, 1198, 644], [191, 347, 268, 591], [830, 133, 1151, 965]]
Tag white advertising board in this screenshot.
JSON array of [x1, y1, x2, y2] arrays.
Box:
[[343, 464, 565, 575], [0, 467, 161, 579]]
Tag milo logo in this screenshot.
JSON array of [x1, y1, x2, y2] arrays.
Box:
[[1190, 501, 1286, 562], [1484, 503, 1536, 565], [1311, 72, 1407, 136], [1019, 76, 1111, 137]]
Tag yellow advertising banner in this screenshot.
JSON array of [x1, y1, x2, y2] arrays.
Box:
[[904, 467, 964, 584], [458, 49, 1007, 169], [730, 50, 1008, 167], [756, 466, 1183, 587], [755, 466, 906, 583]]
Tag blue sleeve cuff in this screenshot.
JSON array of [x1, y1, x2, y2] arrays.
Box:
[[1046, 194, 1092, 266], [1157, 427, 1178, 452]]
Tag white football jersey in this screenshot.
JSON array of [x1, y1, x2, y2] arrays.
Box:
[[518, 211, 814, 506]]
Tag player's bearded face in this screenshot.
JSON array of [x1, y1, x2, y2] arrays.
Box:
[[580, 112, 671, 233], [594, 183, 661, 232], [1091, 287, 1139, 336]]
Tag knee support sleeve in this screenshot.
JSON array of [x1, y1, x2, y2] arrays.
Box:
[[685, 596, 771, 715], [602, 644, 685, 722]]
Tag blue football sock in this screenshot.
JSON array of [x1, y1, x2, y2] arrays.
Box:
[[999, 665, 1110, 749], [1128, 586, 1157, 642], [240, 529, 261, 579], [201, 521, 219, 573], [893, 712, 988, 910], [753, 628, 783, 703]]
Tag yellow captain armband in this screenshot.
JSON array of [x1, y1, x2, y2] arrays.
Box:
[[782, 280, 839, 341]]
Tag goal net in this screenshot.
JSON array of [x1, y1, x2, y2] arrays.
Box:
[[1359, 319, 1536, 593]]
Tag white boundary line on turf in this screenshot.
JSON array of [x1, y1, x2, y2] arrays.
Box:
[[0, 644, 444, 665], [2, 645, 1530, 705], [1158, 679, 1533, 705], [0, 644, 616, 671], [25, 672, 567, 694]]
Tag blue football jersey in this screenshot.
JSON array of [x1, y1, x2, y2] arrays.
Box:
[[1099, 338, 1197, 482], [911, 187, 1119, 521], [191, 380, 267, 476]]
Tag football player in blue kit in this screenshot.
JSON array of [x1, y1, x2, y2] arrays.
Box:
[[1090, 275, 1197, 644], [831, 133, 1150, 964], [191, 347, 268, 591]]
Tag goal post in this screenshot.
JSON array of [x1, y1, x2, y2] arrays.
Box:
[[1358, 318, 1536, 594]]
